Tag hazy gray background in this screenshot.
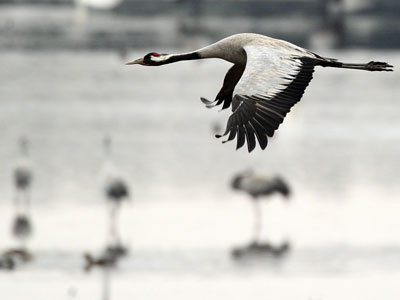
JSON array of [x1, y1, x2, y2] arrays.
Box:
[[0, 1, 399, 299]]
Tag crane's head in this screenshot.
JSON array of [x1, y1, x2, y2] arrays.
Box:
[[126, 52, 170, 66]]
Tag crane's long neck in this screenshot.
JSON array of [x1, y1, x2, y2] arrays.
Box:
[[156, 43, 225, 65]]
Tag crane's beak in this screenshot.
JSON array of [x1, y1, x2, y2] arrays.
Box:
[[125, 58, 145, 65]]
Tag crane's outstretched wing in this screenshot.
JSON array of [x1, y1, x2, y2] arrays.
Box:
[[200, 63, 245, 110], [217, 45, 316, 152]]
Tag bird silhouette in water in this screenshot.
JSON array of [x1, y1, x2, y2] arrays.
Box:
[[127, 33, 393, 152], [231, 170, 290, 245], [2, 248, 33, 263], [231, 241, 291, 259], [83, 252, 117, 272]]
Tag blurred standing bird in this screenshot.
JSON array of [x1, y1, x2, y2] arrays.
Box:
[[101, 135, 130, 258], [127, 33, 393, 152], [231, 170, 290, 245], [12, 137, 34, 247]]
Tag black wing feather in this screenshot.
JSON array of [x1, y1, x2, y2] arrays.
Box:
[[250, 119, 268, 149], [236, 125, 246, 150], [217, 57, 316, 152], [244, 123, 256, 152]]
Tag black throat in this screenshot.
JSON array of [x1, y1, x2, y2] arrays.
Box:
[[165, 52, 201, 64]]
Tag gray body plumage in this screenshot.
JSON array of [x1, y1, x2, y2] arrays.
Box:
[[231, 171, 291, 199], [196, 33, 316, 63]]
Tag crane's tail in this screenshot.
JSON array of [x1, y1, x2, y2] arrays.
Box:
[[318, 59, 393, 72]]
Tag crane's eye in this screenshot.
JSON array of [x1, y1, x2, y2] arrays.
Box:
[[151, 52, 160, 57]]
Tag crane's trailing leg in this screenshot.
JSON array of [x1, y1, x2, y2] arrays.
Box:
[[319, 60, 393, 71]]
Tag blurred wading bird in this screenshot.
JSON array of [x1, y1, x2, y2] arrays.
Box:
[[127, 33, 393, 152], [231, 170, 290, 244], [101, 136, 130, 258], [12, 137, 34, 249]]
